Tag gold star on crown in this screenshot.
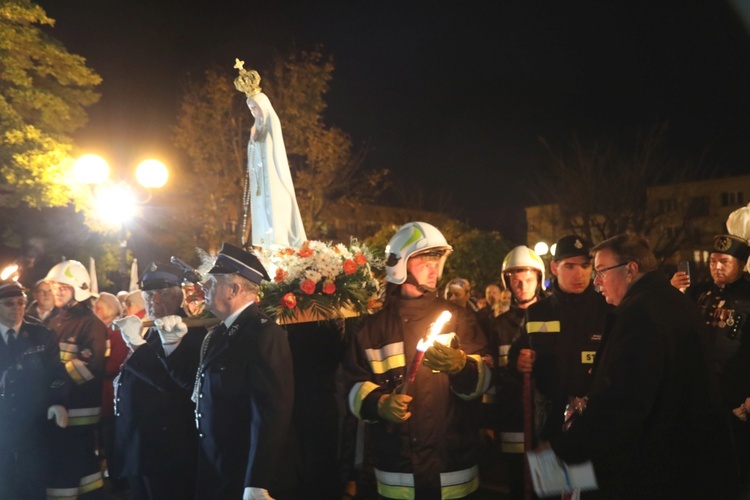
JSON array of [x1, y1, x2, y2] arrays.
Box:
[[233, 58, 262, 97]]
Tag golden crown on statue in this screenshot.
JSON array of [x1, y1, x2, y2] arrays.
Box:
[[233, 58, 262, 97]]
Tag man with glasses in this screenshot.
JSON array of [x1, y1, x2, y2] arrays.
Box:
[[0, 279, 68, 499], [545, 233, 736, 498], [111, 262, 206, 500], [25, 278, 61, 326], [44, 260, 109, 499], [510, 235, 611, 448]]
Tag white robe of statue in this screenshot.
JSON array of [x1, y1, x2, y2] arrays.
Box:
[[246, 92, 307, 249]]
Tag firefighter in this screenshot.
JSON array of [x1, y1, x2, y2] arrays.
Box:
[[509, 235, 612, 444], [490, 245, 546, 499], [344, 221, 490, 499], [45, 260, 108, 499]]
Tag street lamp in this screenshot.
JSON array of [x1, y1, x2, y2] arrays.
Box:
[[73, 154, 169, 289]]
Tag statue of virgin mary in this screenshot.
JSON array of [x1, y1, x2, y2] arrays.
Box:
[[234, 59, 307, 249]]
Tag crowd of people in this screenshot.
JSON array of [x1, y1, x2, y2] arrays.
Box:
[[2, 220, 750, 499]]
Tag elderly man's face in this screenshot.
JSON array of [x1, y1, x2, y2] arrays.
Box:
[[709, 252, 744, 287], [33, 282, 55, 310], [143, 287, 183, 319], [446, 285, 470, 308], [0, 295, 27, 328], [593, 249, 630, 306]]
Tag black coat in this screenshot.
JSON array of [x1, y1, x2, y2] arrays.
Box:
[[509, 281, 612, 441], [0, 320, 66, 499], [192, 303, 297, 499], [550, 271, 738, 499], [111, 326, 206, 477]]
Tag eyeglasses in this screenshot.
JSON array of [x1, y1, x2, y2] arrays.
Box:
[[0, 298, 27, 307], [592, 262, 628, 280]]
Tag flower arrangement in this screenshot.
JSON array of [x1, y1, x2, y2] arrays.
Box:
[[258, 238, 385, 322]]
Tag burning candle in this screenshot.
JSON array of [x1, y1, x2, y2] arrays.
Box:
[[401, 310, 452, 393]]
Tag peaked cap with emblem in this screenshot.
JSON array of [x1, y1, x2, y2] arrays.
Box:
[[138, 261, 185, 291], [208, 242, 270, 284], [712, 234, 750, 261], [553, 234, 592, 262], [0, 279, 25, 300]]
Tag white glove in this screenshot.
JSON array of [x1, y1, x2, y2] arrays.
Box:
[[243, 487, 274, 500], [47, 405, 68, 428], [154, 315, 188, 345], [114, 315, 146, 350]]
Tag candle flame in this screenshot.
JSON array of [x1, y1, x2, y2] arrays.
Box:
[[416, 310, 452, 352]]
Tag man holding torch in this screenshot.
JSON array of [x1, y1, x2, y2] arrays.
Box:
[[344, 221, 491, 499]]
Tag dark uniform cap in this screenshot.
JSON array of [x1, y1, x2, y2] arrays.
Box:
[[207, 242, 270, 284], [553, 235, 591, 262], [138, 262, 184, 291], [712, 235, 750, 261], [0, 280, 25, 300]]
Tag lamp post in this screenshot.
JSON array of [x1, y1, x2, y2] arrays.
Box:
[[73, 154, 168, 289], [534, 241, 555, 289]]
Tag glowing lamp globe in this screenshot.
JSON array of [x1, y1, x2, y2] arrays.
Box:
[[534, 241, 549, 256], [136, 159, 168, 188], [73, 154, 110, 185]]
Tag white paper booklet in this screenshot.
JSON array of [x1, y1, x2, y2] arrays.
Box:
[[526, 447, 598, 498]]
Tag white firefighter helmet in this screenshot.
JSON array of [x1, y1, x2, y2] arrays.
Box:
[[385, 221, 453, 285], [45, 260, 92, 302], [501, 245, 546, 291]]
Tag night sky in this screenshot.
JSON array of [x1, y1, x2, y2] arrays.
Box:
[[35, 0, 750, 242]]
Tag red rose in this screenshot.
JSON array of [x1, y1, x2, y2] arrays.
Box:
[[274, 268, 288, 282], [283, 248, 295, 256], [322, 280, 336, 295], [367, 298, 383, 310], [300, 279, 316, 295], [298, 247, 314, 258], [343, 259, 358, 275], [282, 293, 297, 309], [354, 253, 367, 266]]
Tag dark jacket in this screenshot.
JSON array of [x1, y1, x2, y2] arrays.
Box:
[[344, 293, 489, 497], [1, 319, 66, 447], [111, 325, 206, 477], [489, 305, 526, 452], [0, 319, 66, 499], [191, 304, 297, 499], [550, 271, 738, 499], [509, 281, 611, 441], [688, 274, 750, 409], [47, 302, 108, 425]]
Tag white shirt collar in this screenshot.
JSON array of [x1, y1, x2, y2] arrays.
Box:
[[223, 301, 255, 330]]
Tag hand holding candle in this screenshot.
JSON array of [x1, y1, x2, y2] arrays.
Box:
[[403, 311, 452, 389]]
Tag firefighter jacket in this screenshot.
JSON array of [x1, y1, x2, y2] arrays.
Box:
[[344, 293, 491, 499], [47, 302, 108, 426], [111, 325, 205, 478], [488, 305, 525, 453], [550, 271, 738, 499], [509, 280, 611, 441], [688, 273, 750, 409]]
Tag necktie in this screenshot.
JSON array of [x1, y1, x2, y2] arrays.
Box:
[[6, 328, 17, 357], [207, 323, 228, 352]]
